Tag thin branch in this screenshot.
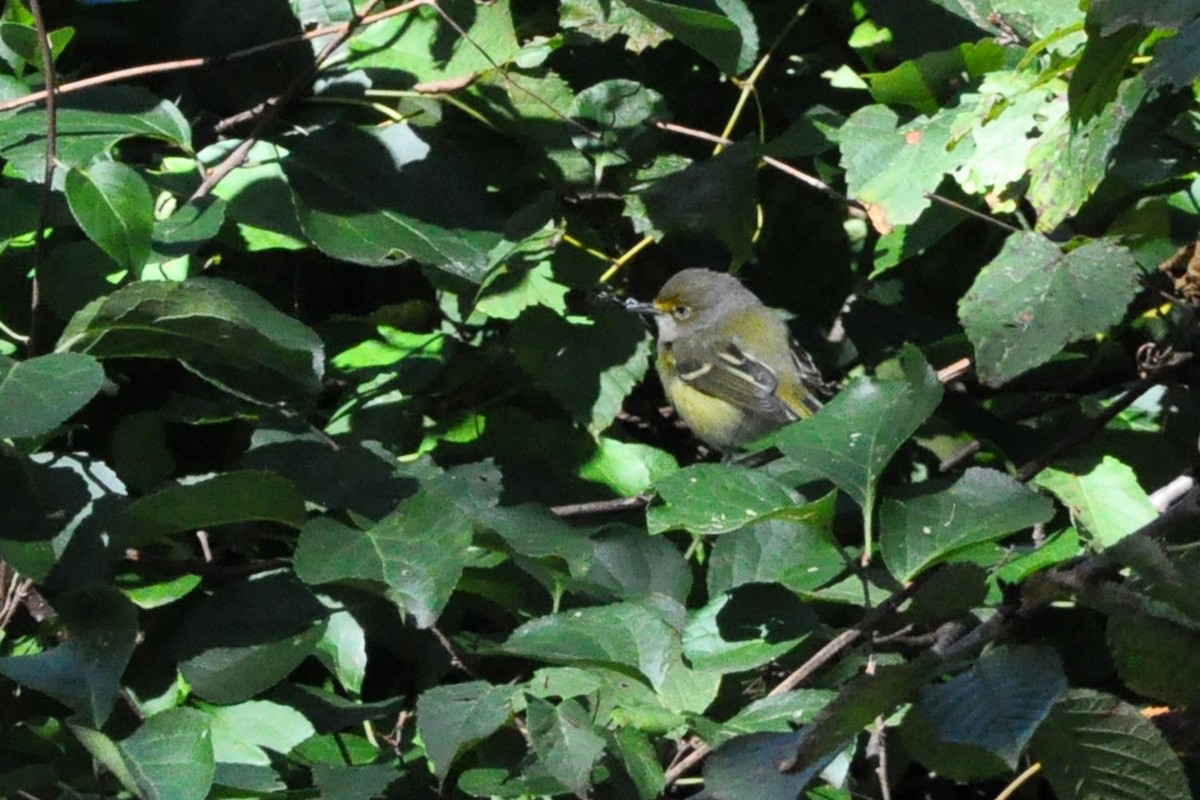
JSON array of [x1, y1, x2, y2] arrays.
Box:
[[27, 0, 56, 358], [430, 624, 475, 676], [1150, 472, 1195, 513], [0, 2, 428, 113], [939, 440, 982, 473], [995, 762, 1043, 800], [1013, 363, 1185, 484], [762, 155, 865, 212], [598, 234, 655, 284], [190, 0, 399, 201], [923, 191, 1021, 234], [654, 121, 865, 212], [871, 717, 893, 800], [663, 582, 916, 786], [936, 357, 972, 384], [656, 120, 729, 146], [550, 495, 650, 518], [714, 1, 811, 155], [424, 1, 601, 143]]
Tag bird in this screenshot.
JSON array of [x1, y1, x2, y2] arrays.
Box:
[[627, 268, 828, 452]]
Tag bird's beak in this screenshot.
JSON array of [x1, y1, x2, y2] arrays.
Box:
[[623, 298, 660, 316]]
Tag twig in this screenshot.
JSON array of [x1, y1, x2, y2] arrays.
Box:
[[994, 762, 1043, 800], [0, 3, 427, 113], [936, 357, 972, 383], [424, 1, 601, 143], [1013, 371, 1170, 483], [714, 1, 812, 156], [872, 717, 893, 800], [549, 495, 650, 518], [654, 121, 865, 212], [1150, 472, 1195, 513], [27, 0, 56, 358], [190, 0, 398, 201], [762, 155, 865, 212], [598, 235, 655, 284], [939, 440, 982, 473], [430, 624, 475, 676], [0, 570, 30, 630], [663, 582, 917, 786], [923, 191, 1021, 234]]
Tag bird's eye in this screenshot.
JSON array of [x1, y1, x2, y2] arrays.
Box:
[[673, 305, 692, 320]]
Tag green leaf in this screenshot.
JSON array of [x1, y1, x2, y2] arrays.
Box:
[[475, 261, 569, 321], [347, 0, 521, 82], [69, 724, 143, 797], [0, 586, 137, 726], [1031, 688, 1190, 800], [205, 700, 315, 764], [1069, 25, 1143, 124], [959, 235, 1139, 386], [953, 72, 1069, 203], [866, 40, 1007, 114], [560, 0, 669, 52], [367, 462, 501, 627], [683, 583, 819, 674], [578, 436, 678, 496], [57, 277, 325, 404], [416, 681, 514, 782], [570, 79, 667, 168], [1088, 0, 1200, 34], [501, 598, 683, 690], [0, 86, 191, 180], [718, 690, 837, 742], [840, 105, 968, 230], [703, 730, 816, 800], [314, 608, 369, 695], [65, 160, 154, 271], [174, 574, 329, 704], [1146, 18, 1200, 89], [900, 646, 1066, 778], [780, 656, 942, 779], [0, 184, 41, 253], [621, 0, 759, 75], [647, 463, 800, 535], [526, 697, 607, 796], [311, 764, 401, 800], [1107, 614, 1200, 706], [150, 197, 226, 263], [1027, 77, 1148, 230], [119, 708, 215, 800], [707, 494, 848, 597], [0, 352, 105, 439], [636, 141, 759, 261], [1035, 456, 1155, 547], [119, 470, 307, 546], [512, 306, 651, 433], [284, 123, 503, 279], [204, 140, 306, 251], [880, 467, 1054, 581], [294, 516, 385, 586], [297, 463, 500, 626], [0, 451, 104, 580], [656, 655, 721, 715], [584, 523, 693, 604], [609, 726, 666, 800], [1105, 534, 1200, 624], [777, 345, 943, 508]]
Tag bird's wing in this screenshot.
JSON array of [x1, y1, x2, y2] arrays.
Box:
[[670, 336, 798, 422]]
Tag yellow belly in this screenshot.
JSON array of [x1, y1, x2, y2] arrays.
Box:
[[660, 370, 758, 451]]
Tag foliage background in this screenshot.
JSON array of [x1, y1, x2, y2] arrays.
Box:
[[3, 0, 1200, 798]]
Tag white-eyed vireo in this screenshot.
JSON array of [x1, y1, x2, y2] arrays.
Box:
[[628, 268, 828, 452]]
